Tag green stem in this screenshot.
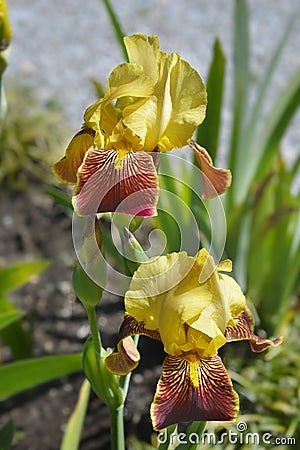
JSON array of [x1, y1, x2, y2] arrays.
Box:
[[86, 306, 102, 355], [109, 405, 125, 450]]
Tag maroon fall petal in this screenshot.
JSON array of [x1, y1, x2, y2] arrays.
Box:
[[150, 354, 239, 430], [73, 148, 159, 216], [105, 315, 161, 376], [225, 309, 282, 352]]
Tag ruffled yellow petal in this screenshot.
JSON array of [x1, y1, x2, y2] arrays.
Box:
[[155, 55, 207, 151], [125, 248, 232, 357], [220, 273, 246, 321], [217, 259, 232, 272], [122, 96, 158, 147], [121, 46, 207, 152], [124, 34, 160, 82], [84, 100, 117, 146], [125, 252, 195, 330], [84, 62, 154, 148], [104, 62, 154, 103]]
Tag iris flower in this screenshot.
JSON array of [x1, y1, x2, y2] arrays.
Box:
[[53, 34, 231, 216], [105, 248, 281, 430]]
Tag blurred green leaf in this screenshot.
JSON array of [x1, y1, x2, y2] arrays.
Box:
[[228, 0, 249, 205], [0, 260, 50, 295], [255, 68, 300, 181], [60, 379, 90, 450], [121, 227, 149, 275], [44, 186, 73, 214], [0, 296, 33, 359], [157, 425, 177, 450], [0, 353, 82, 399], [0, 418, 15, 450], [175, 421, 206, 449], [196, 38, 225, 161], [101, 0, 127, 61], [0, 261, 49, 358], [90, 78, 105, 98], [0, 310, 24, 330], [238, 13, 298, 194]]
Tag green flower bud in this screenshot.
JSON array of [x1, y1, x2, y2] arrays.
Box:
[[72, 263, 103, 308], [82, 337, 123, 409]]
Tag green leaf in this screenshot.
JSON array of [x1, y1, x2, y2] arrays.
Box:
[[0, 260, 50, 295], [121, 227, 149, 275], [196, 38, 225, 161], [175, 421, 206, 449], [0, 310, 24, 330], [243, 13, 297, 151], [0, 353, 82, 400], [90, 78, 105, 98], [101, 0, 128, 61], [60, 379, 90, 450], [44, 186, 73, 214], [254, 68, 300, 180], [157, 425, 177, 450], [0, 297, 33, 359], [227, 0, 250, 207], [0, 418, 15, 450]]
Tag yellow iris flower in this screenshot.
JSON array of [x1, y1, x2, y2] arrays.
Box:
[[53, 34, 231, 216], [105, 248, 281, 430]]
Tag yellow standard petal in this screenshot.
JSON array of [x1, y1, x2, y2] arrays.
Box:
[[122, 37, 207, 152], [124, 34, 160, 82], [125, 252, 195, 330], [125, 248, 232, 358], [155, 55, 207, 151]]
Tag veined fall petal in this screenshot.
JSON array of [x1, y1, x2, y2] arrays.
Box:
[[73, 148, 159, 216], [151, 354, 239, 430], [225, 308, 282, 352]]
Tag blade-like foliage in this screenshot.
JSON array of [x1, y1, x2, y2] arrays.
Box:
[[0, 260, 50, 295], [0, 353, 82, 400], [60, 379, 91, 450]]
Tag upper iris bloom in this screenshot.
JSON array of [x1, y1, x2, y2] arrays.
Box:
[[105, 248, 281, 430], [53, 34, 231, 216]]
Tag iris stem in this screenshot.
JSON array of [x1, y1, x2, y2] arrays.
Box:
[[109, 405, 125, 450], [86, 306, 102, 356]]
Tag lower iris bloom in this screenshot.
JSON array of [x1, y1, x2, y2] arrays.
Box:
[[52, 34, 231, 216], [105, 248, 281, 430]]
